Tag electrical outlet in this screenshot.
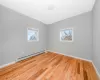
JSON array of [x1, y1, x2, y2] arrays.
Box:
[[22, 52, 24, 54]]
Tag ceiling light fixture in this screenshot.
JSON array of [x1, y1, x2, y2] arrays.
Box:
[[48, 4, 55, 10]]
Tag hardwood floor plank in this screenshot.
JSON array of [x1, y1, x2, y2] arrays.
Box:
[[0, 53, 54, 80], [11, 53, 58, 80], [0, 52, 98, 80], [0, 52, 47, 76]]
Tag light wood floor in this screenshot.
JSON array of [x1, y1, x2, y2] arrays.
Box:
[[0, 52, 99, 80]]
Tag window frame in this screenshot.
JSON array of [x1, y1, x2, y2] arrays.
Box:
[[60, 28, 74, 42], [27, 28, 39, 42]]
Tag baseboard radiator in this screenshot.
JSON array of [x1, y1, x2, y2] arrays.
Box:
[[17, 50, 45, 62]]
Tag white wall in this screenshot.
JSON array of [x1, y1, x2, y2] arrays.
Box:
[[0, 5, 47, 65], [47, 12, 93, 60], [93, 0, 100, 74]]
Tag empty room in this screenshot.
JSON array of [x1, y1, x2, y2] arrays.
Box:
[[0, 0, 100, 80]]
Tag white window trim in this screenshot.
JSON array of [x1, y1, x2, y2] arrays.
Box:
[[60, 28, 74, 42], [27, 28, 39, 42]]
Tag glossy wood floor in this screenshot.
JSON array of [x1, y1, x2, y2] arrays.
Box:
[[0, 52, 99, 80]]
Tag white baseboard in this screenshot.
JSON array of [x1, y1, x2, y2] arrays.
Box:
[[0, 51, 45, 69], [16, 50, 45, 62], [46, 50, 92, 62], [0, 61, 16, 69], [46, 50, 100, 77], [92, 62, 100, 77]]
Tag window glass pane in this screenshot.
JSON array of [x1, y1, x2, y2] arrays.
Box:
[[27, 28, 39, 41], [60, 28, 73, 42]]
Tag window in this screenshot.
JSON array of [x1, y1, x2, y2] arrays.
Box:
[[27, 28, 39, 42], [60, 28, 73, 42]]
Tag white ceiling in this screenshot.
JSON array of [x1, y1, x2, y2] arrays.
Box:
[[0, 0, 95, 24]]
